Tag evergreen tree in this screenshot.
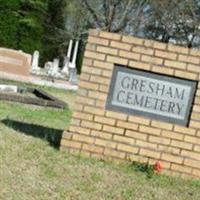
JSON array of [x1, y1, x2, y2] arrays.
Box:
[[17, 0, 49, 60], [44, 0, 67, 63], [0, 0, 20, 48], [0, 0, 67, 66]]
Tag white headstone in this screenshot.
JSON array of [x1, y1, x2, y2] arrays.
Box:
[[62, 40, 73, 75], [62, 56, 70, 75], [67, 40, 73, 59], [0, 84, 18, 93], [52, 58, 59, 74], [31, 50, 40, 71], [44, 61, 53, 71], [71, 41, 79, 69], [47, 58, 60, 77], [68, 41, 79, 84]]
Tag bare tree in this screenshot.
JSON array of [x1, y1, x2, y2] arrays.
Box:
[[81, 0, 149, 35], [146, 0, 200, 48], [65, 0, 200, 48], [145, 0, 181, 43], [174, 0, 200, 48]]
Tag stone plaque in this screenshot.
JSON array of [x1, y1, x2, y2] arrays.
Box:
[[106, 65, 197, 126]]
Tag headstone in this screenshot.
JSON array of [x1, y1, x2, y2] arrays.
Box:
[[52, 58, 59, 74], [0, 84, 18, 93], [68, 40, 73, 59], [71, 41, 79, 69], [68, 41, 79, 84], [47, 58, 60, 77], [62, 56, 70, 76], [62, 40, 73, 75], [69, 68, 78, 84], [31, 50, 40, 71], [44, 61, 53, 71]]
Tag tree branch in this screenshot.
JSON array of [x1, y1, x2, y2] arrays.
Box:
[[112, 0, 143, 32], [107, 0, 118, 31], [82, 0, 103, 28], [103, 0, 110, 29]]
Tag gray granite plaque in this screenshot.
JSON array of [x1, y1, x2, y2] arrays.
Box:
[[106, 65, 197, 126]]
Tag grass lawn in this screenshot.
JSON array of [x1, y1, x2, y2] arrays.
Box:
[[0, 81, 200, 200]]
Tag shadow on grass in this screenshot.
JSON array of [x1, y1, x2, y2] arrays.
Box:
[[2, 119, 63, 149]]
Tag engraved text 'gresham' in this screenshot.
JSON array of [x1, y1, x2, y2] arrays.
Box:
[[106, 66, 197, 125]]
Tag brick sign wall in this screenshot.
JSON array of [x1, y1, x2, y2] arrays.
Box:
[[61, 29, 200, 178], [0, 48, 32, 76]]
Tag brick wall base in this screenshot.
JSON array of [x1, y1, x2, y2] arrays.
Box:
[[61, 29, 200, 178]]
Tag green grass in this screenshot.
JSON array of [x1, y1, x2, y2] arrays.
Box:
[[0, 81, 200, 200]]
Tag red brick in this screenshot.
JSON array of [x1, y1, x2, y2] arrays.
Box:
[[69, 126, 90, 135], [107, 55, 128, 65], [171, 140, 193, 150], [168, 44, 189, 54], [113, 135, 135, 145], [136, 140, 157, 149], [93, 60, 113, 70], [95, 139, 117, 149], [105, 111, 127, 120], [174, 126, 196, 135], [81, 120, 102, 130], [99, 31, 121, 40], [151, 121, 173, 131], [122, 36, 144, 45], [149, 136, 170, 145], [161, 153, 183, 164], [129, 61, 151, 70], [97, 46, 118, 55], [128, 116, 150, 125], [61, 140, 82, 149], [141, 55, 163, 65], [85, 51, 106, 61], [155, 50, 177, 60], [117, 120, 138, 131], [164, 60, 186, 70], [82, 144, 104, 154], [178, 55, 199, 64], [119, 50, 140, 60], [139, 126, 161, 136], [91, 130, 112, 140], [103, 125, 124, 135], [184, 158, 200, 169], [171, 164, 192, 174], [140, 148, 161, 159], [110, 41, 131, 50], [125, 130, 148, 140], [94, 116, 115, 125], [73, 134, 94, 144], [132, 46, 154, 55], [88, 36, 109, 46], [104, 148, 126, 159], [84, 106, 105, 116], [117, 144, 139, 153]]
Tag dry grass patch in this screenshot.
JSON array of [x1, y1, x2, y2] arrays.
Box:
[[0, 82, 200, 200]]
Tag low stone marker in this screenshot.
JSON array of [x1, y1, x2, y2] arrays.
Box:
[[0, 87, 67, 109], [61, 29, 200, 178], [0, 48, 31, 76], [0, 84, 18, 93]]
